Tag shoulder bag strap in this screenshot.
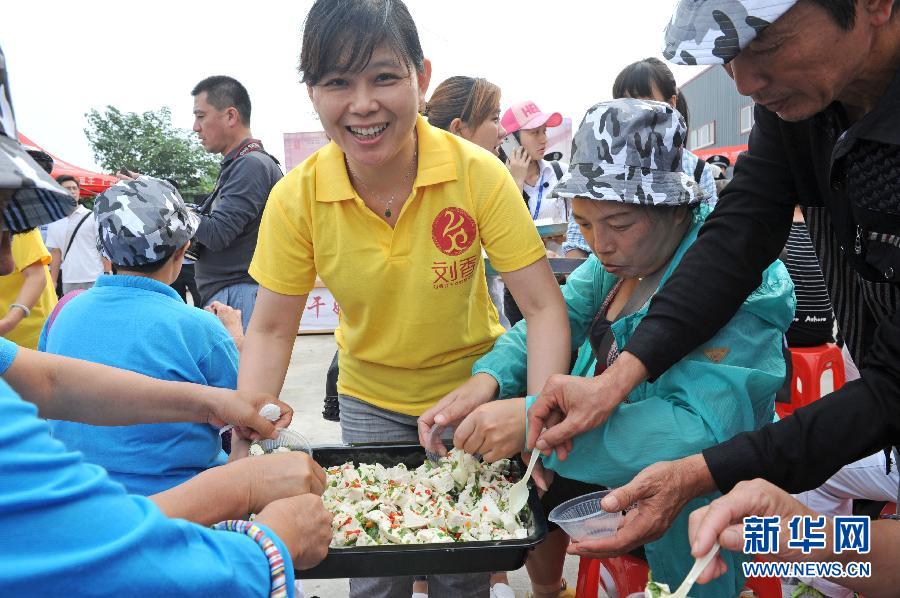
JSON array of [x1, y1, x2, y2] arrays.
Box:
[[693, 157, 706, 184], [62, 212, 92, 262]]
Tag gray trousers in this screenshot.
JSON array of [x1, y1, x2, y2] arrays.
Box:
[[62, 281, 94, 294], [338, 395, 490, 598]]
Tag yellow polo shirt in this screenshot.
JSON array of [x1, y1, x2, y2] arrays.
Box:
[[250, 116, 546, 415], [0, 229, 57, 349]]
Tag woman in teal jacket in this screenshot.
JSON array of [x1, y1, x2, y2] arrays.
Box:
[[443, 99, 796, 598]]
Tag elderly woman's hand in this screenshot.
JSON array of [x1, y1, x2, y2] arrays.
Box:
[[453, 397, 526, 462], [254, 494, 333, 569]]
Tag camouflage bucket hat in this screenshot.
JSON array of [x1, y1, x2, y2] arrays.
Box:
[[554, 98, 708, 206], [94, 176, 200, 267], [0, 45, 76, 232], [663, 0, 798, 65]]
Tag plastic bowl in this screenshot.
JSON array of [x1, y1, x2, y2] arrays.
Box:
[[547, 489, 623, 541], [257, 429, 313, 456]]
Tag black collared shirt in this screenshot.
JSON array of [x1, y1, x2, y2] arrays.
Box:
[[625, 67, 900, 493]]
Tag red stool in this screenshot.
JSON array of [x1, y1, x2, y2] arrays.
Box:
[[744, 568, 782, 597], [576, 555, 783, 598], [880, 502, 897, 518], [575, 555, 649, 598], [776, 343, 846, 418]]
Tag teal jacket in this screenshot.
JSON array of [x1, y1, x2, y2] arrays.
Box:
[[472, 205, 795, 596]]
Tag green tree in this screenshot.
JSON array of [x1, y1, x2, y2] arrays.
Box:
[[84, 106, 219, 198]]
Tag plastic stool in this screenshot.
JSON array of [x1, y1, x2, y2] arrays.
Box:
[[575, 555, 649, 598], [776, 343, 845, 418], [744, 568, 782, 597]]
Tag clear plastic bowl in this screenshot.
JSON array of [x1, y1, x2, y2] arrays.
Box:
[[257, 428, 313, 456], [547, 489, 623, 541]]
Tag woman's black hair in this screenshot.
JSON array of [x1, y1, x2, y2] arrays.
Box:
[[612, 57, 677, 104], [674, 87, 690, 133], [299, 0, 425, 85]]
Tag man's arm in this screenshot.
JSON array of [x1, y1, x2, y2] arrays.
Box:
[[704, 301, 900, 493], [194, 156, 274, 252], [48, 247, 61, 286], [5, 345, 286, 436], [151, 451, 326, 525], [626, 106, 797, 379]]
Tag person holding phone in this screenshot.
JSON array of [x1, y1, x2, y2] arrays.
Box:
[[500, 101, 568, 326], [501, 101, 568, 223]]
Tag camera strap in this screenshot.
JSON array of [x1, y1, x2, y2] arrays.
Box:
[[200, 139, 280, 215]]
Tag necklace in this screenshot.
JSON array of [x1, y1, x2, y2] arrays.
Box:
[[346, 142, 418, 219]]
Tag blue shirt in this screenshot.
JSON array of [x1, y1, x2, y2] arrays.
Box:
[[562, 150, 718, 255], [44, 275, 238, 495], [0, 337, 294, 595]]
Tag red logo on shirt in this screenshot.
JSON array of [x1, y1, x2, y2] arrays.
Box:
[[432, 208, 477, 256]]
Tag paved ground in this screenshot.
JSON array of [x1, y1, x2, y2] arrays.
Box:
[[282, 334, 580, 598]]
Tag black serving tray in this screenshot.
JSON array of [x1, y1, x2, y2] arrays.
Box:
[[297, 443, 548, 579]]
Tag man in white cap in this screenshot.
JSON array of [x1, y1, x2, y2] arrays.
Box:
[[525, 2, 900, 595]]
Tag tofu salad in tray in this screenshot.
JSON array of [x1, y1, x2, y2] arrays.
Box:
[[294, 443, 547, 578], [323, 448, 529, 547]]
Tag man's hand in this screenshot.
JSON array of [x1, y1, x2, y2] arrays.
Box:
[[246, 452, 327, 513], [527, 352, 648, 459], [567, 455, 715, 559], [204, 389, 293, 441], [254, 494, 332, 569], [688, 479, 819, 585], [453, 397, 526, 462], [417, 373, 498, 455]]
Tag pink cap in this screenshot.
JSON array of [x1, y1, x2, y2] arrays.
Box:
[[501, 101, 563, 135]]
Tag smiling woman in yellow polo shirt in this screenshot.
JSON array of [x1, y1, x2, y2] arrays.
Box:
[[242, 0, 569, 595]]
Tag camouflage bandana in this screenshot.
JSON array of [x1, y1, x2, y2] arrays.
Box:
[[94, 176, 200, 267], [0, 45, 76, 232], [554, 98, 708, 206], [663, 0, 798, 65]]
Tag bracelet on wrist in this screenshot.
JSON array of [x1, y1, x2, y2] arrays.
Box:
[[213, 520, 288, 597], [9, 303, 30, 318]]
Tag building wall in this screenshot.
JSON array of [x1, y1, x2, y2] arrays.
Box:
[[680, 66, 754, 152]]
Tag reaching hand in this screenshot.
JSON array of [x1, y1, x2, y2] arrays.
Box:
[[205, 301, 244, 347], [254, 494, 333, 569], [527, 353, 647, 459], [453, 397, 526, 462], [688, 479, 819, 584], [566, 455, 715, 559], [417, 373, 498, 455], [206, 389, 293, 441], [245, 451, 327, 514]]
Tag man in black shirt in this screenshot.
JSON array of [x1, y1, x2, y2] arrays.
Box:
[[526, 0, 900, 559], [191, 76, 282, 331]]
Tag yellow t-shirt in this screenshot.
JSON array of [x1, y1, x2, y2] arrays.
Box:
[[0, 229, 57, 349], [250, 116, 546, 415]]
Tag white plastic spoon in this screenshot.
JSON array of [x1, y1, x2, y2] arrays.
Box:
[[507, 447, 541, 514], [669, 542, 720, 598]]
